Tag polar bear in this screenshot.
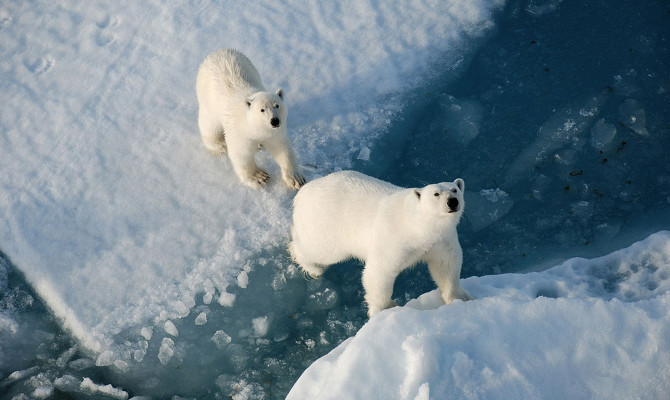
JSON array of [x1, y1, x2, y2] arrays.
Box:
[[289, 171, 474, 317], [196, 49, 306, 189]]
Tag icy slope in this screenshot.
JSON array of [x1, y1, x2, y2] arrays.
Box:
[[288, 231, 670, 400], [0, 0, 503, 363]]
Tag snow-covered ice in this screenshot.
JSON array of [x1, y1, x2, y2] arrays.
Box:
[[1, 0, 669, 398], [288, 231, 670, 400]]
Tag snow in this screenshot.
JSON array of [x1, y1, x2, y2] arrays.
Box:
[[79, 377, 128, 400], [1, 0, 669, 398], [288, 231, 670, 400]]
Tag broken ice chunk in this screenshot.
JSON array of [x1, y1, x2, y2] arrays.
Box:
[[619, 99, 648, 135], [252, 316, 270, 338], [465, 189, 514, 232], [211, 330, 232, 349], [164, 320, 178, 337], [195, 312, 208, 326], [158, 338, 175, 365], [590, 118, 617, 150]]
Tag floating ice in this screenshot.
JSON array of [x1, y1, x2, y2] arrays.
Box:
[[505, 93, 607, 185], [140, 327, 152, 341], [157, 338, 175, 366], [211, 330, 232, 349], [163, 320, 178, 337], [237, 271, 250, 289], [589, 118, 617, 150], [194, 312, 207, 326], [218, 292, 237, 308], [618, 98, 648, 135], [79, 377, 128, 400], [428, 95, 484, 146], [465, 189, 513, 232]]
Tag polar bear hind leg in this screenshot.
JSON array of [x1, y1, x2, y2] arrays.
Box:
[[288, 229, 328, 279], [198, 110, 228, 154]]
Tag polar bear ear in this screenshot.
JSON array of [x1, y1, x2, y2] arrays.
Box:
[[276, 88, 284, 99], [414, 189, 421, 199], [454, 178, 465, 192]]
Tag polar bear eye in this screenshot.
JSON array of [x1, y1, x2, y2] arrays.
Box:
[[274, 104, 280, 109], [434, 192, 440, 197], [260, 108, 265, 112], [451, 188, 457, 193]]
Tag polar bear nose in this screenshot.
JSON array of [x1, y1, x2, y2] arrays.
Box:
[[447, 197, 459, 211], [270, 117, 280, 128]]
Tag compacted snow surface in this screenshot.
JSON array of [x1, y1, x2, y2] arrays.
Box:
[[1, 0, 669, 399], [288, 231, 670, 400]]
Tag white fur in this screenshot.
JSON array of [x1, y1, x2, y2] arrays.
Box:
[[289, 171, 474, 317], [196, 49, 306, 189]]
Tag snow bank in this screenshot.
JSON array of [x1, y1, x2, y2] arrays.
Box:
[[0, 0, 504, 364], [288, 231, 670, 400]]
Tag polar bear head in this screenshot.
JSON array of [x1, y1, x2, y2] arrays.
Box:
[[246, 88, 287, 138], [413, 178, 465, 219]]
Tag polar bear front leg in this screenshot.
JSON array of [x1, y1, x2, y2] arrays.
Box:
[[265, 140, 306, 189], [227, 142, 270, 189], [426, 256, 474, 304], [361, 259, 401, 317]]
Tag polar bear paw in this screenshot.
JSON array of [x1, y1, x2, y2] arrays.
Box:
[[204, 141, 227, 155], [443, 287, 475, 304], [203, 134, 228, 155], [283, 171, 307, 190], [243, 169, 270, 189], [298, 263, 325, 280], [457, 288, 475, 301], [366, 299, 399, 317]]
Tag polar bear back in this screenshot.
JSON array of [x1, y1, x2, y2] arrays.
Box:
[[292, 171, 399, 262], [196, 49, 264, 102]]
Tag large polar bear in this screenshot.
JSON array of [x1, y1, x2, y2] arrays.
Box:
[[289, 171, 474, 317], [196, 49, 306, 189]]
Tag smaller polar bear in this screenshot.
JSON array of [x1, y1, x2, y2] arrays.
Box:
[[289, 171, 474, 317], [196, 49, 306, 189]]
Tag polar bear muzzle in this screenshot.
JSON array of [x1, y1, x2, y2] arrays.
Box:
[[447, 196, 459, 213]]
